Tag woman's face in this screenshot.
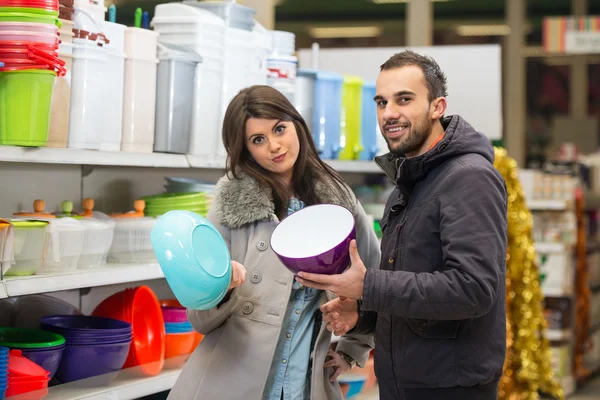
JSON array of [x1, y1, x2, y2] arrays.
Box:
[[244, 118, 300, 185]]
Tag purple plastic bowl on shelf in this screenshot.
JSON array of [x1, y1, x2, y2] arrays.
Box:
[[161, 306, 188, 323], [20, 344, 65, 379], [54, 341, 131, 383], [270, 204, 356, 275], [40, 315, 132, 334]]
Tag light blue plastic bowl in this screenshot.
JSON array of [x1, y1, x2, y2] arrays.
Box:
[[151, 210, 231, 310]]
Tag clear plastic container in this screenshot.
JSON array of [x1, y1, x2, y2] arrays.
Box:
[[339, 75, 364, 161], [0, 21, 58, 34], [39, 217, 85, 273], [77, 198, 114, 269], [108, 200, 156, 263], [5, 220, 48, 276], [359, 80, 378, 161], [0, 30, 58, 44]]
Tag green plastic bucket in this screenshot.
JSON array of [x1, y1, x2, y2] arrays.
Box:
[[0, 69, 55, 146], [0, 11, 60, 25], [0, 7, 59, 17]]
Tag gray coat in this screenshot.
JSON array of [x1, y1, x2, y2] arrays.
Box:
[[168, 174, 380, 400], [353, 115, 508, 398]]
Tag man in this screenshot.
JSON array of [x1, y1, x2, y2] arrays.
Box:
[[296, 50, 508, 400]]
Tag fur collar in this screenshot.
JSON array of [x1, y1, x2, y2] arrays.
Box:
[[212, 174, 356, 229]]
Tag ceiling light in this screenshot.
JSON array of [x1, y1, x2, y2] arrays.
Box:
[[456, 24, 512, 36], [309, 26, 383, 39]]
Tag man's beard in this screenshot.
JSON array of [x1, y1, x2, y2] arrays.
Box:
[[385, 115, 433, 156]]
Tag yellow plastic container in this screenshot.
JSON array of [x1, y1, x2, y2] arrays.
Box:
[[339, 75, 364, 161]]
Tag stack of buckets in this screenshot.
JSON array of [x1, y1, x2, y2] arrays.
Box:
[[0, 0, 66, 147]]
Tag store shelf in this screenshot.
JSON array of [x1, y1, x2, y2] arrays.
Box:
[[325, 160, 382, 174], [543, 286, 574, 297], [0, 146, 383, 174], [10, 365, 182, 399], [0, 280, 7, 299], [527, 199, 569, 211], [2, 264, 164, 297], [536, 242, 567, 253], [187, 154, 383, 174], [0, 146, 189, 168]]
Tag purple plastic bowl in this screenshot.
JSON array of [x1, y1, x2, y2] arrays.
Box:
[[20, 345, 65, 379], [40, 315, 132, 333], [54, 340, 131, 383], [161, 306, 188, 323], [270, 204, 356, 275]]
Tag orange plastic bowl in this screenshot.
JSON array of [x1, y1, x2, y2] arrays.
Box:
[[93, 286, 166, 376]]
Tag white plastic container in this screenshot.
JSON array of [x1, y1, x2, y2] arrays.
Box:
[[0, 219, 15, 278], [294, 74, 314, 138], [271, 30, 295, 56], [74, 0, 105, 22], [121, 27, 159, 153], [108, 201, 156, 263], [183, 0, 255, 31], [38, 217, 86, 274], [69, 14, 124, 150], [77, 217, 113, 269], [267, 55, 297, 104]]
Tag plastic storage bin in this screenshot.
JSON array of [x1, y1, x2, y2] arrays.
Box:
[[39, 217, 85, 273], [108, 201, 156, 263], [152, 3, 225, 158], [121, 27, 158, 153], [5, 220, 48, 276], [183, 0, 255, 31], [296, 69, 343, 159], [359, 80, 378, 161], [339, 75, 364, 161], [154, 43, 202, 154]]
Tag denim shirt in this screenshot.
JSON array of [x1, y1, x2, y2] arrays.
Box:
[[263, 198, 322, 400]]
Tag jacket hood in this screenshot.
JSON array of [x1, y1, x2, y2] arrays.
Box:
[[375, 115, 495, 185]]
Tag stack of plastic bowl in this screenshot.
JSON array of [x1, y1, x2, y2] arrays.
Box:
[[92, 286, 166, 376], [160, 303, 198, 368], [0, 0, 66, 147], [142, 192, 210, 218], [0, 346, 7, 399], [39, 315, 132, 383], [6, 349, 51, 398], [0, 327, 65, 379]]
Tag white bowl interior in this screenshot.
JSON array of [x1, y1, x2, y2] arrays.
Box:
[[271, 204, 354, 259]]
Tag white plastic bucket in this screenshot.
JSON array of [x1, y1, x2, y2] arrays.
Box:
[[47, 49, 72, 148], [188, 62, 223, 157], [68, 43, 124, 150]]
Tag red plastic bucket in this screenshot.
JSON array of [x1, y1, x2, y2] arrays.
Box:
[[0, 0, 59, 11]]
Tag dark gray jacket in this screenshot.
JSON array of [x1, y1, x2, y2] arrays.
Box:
[[355, 115, 508, 397]]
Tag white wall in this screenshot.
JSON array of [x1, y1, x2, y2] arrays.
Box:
[[298, 44, 503, 141]]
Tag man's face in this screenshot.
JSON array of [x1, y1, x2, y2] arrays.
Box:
[[374, 65, 435, 157]]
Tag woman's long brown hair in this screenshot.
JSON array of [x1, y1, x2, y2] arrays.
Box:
[[222, 85, 351, 219]]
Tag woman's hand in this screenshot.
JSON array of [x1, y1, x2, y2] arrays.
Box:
[[324, 349, 352, 383], [229, 261, 247, 290]]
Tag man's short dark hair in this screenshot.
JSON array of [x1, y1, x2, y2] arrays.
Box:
[[380, 50, 448, 103]]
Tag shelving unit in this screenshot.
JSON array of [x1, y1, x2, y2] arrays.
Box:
[[2, 264, 164, 298], [6, 366, 183, 400], [0, 146, 384, 174]]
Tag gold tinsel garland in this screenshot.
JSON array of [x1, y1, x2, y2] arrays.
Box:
[[493, 147, 564, 400], [574, 190, 591, 382]]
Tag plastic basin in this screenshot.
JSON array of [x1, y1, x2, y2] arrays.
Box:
[[40, 315, 132, 333], [0, 327, 65, 348], [92, 286, 166, 376], [161, 306, 188, 323], [150, 211, 231, 311], [0, 11, 60, 24], [270, 204, 356, 275], [0, 69, 55, 147], [20, 345, 64, 379], [54, 341, 131, 383], [164, 332, 195, 369]]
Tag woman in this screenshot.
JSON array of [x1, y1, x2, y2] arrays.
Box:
[[168, 86, 380, 400]]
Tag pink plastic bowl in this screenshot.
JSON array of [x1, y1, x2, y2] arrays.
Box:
[[270, 204, 356, 275]]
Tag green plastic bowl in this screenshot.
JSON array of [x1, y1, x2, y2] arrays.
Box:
[[0, 69, 55, 147], [0, 11, 60, 25], [0, 327, 65, 348], [142, 192, 206, 203], [0, 7, 59, 16]]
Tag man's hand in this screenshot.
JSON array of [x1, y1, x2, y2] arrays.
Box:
[[228, 261, 247, 290], [321, 297, 359, 336], [324, 349, 351, 383], [296, 240, 366, 299]]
